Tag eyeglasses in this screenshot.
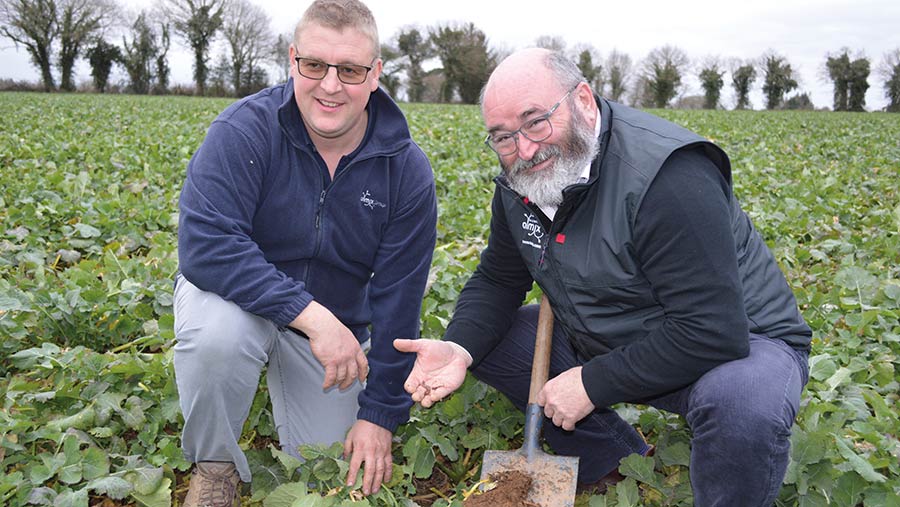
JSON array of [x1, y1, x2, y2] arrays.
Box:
[[484, 86, 577, 156], [294, 57, 374, 85]]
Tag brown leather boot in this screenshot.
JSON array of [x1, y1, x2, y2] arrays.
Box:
[[182, 462, 241, 507]]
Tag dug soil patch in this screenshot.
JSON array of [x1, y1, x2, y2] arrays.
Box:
[[463, 470, 541, 507]]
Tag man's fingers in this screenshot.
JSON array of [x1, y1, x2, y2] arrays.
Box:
[[356, 351, 369, 382], [392, 338, 420, 353], [323, 365, 337, 389], [346, 445, 363, 488], [362, 453, 376, 495], [368, 457, 386, 494]]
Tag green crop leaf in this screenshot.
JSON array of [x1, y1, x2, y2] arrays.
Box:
[[130, 477, 171, 507], [291, 495, 332, 507], [249, 449, 291, 500], [53, 488, 89, 507], [46, 407, 96, 432], [834, 435, 886, 483], [790, 429, 829, 466], [403, 436, 435, 479], [73, 223, 101, 239], [312, 457, 340, 482], [82, 447, 110, 480], [86, 476, 133, 500], [797, 490, 830, 507], [27, 486, 56, 505], [58, 461, 83, 485], [824, 366, 852, 391], [619, 453, 660, 488], [808, 354, 836, 382], [270, 445, 304, 475], [658, 441, 691, 467], [124, 467, 164, 496], [833, 472, 866, 506], [615, 477, 640, 507], [865, 488, 900, 507], [262, 482, 308, 507]]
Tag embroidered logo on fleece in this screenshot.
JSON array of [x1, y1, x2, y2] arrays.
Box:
[[360, 190, 386, 210], [521, 213, 543, 249]]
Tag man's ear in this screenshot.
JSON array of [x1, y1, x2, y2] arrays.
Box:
[[369, 58, 383, 93], [574, 81, 597, 124]]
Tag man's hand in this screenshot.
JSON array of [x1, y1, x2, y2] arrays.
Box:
[[291, 301, 368, 390], [393, 339, 470, 408], [537, 366, 595, 431], [344, 420, 392, 495]]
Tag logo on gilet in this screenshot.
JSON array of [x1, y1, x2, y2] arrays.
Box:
[[521, 213, 544, 249]]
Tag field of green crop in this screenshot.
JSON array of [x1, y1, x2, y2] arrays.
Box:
[[1, 92, 899, 507]]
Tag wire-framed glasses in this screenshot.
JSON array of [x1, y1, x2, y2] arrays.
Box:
[[484, 86, 577, 156]]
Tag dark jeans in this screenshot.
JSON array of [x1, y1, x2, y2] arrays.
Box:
[[471, 305, 809, 506]]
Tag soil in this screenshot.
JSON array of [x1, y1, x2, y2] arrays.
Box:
[[463, 470, 541, 507], [411, 466, 451, 506]]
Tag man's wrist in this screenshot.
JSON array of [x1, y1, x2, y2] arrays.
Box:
[[446, 341, 474, 368]]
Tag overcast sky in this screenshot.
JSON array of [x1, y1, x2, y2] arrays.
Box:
[[2, 0, 898, 110]]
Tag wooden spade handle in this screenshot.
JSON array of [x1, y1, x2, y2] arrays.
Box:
[[528, 294, 554, 404]]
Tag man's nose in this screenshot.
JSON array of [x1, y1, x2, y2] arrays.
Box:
[[320, 67, 343, 93], [516, 134, 540, 161]]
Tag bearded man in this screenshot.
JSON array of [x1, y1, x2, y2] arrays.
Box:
[[394, 48, 811, 506]]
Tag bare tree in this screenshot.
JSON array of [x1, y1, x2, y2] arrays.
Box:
[[223, 0, 271, 96], [605, 49, 632, 103], [154, 23, 170, 93], [879, 48, 900, 112], [161, 0, 226, 95], [0, 0, 59, 91], [534, 34, 565, 52], [57, 0, 113, 91], [271, 32, 290, 83], [641, 45, 689, 108]]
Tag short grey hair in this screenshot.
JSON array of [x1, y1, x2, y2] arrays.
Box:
[[479, 50, 588, 108], [294, 0, 380, 59], [545, 51, 587, 93]]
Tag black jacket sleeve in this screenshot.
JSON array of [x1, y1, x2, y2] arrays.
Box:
[[581, 147, 751, 407], [443, 187, 535, 364]]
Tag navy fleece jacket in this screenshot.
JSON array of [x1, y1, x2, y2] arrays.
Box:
[[177, 82, 437, 431]]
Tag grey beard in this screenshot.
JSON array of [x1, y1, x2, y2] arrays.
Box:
[[504, 116, 599, 210]]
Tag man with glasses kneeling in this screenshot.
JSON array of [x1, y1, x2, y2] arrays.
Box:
[[173, 1, 436, 505], [395, 48, 811, 505]]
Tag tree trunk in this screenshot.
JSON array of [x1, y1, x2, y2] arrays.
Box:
[[194, 45, 207, 95], [37, 46, 56, 92]]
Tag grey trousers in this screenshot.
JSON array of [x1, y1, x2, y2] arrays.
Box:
[[173, 274, 365, 482]]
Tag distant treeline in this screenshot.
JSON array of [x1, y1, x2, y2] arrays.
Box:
[[2, 0, 899, 111]]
